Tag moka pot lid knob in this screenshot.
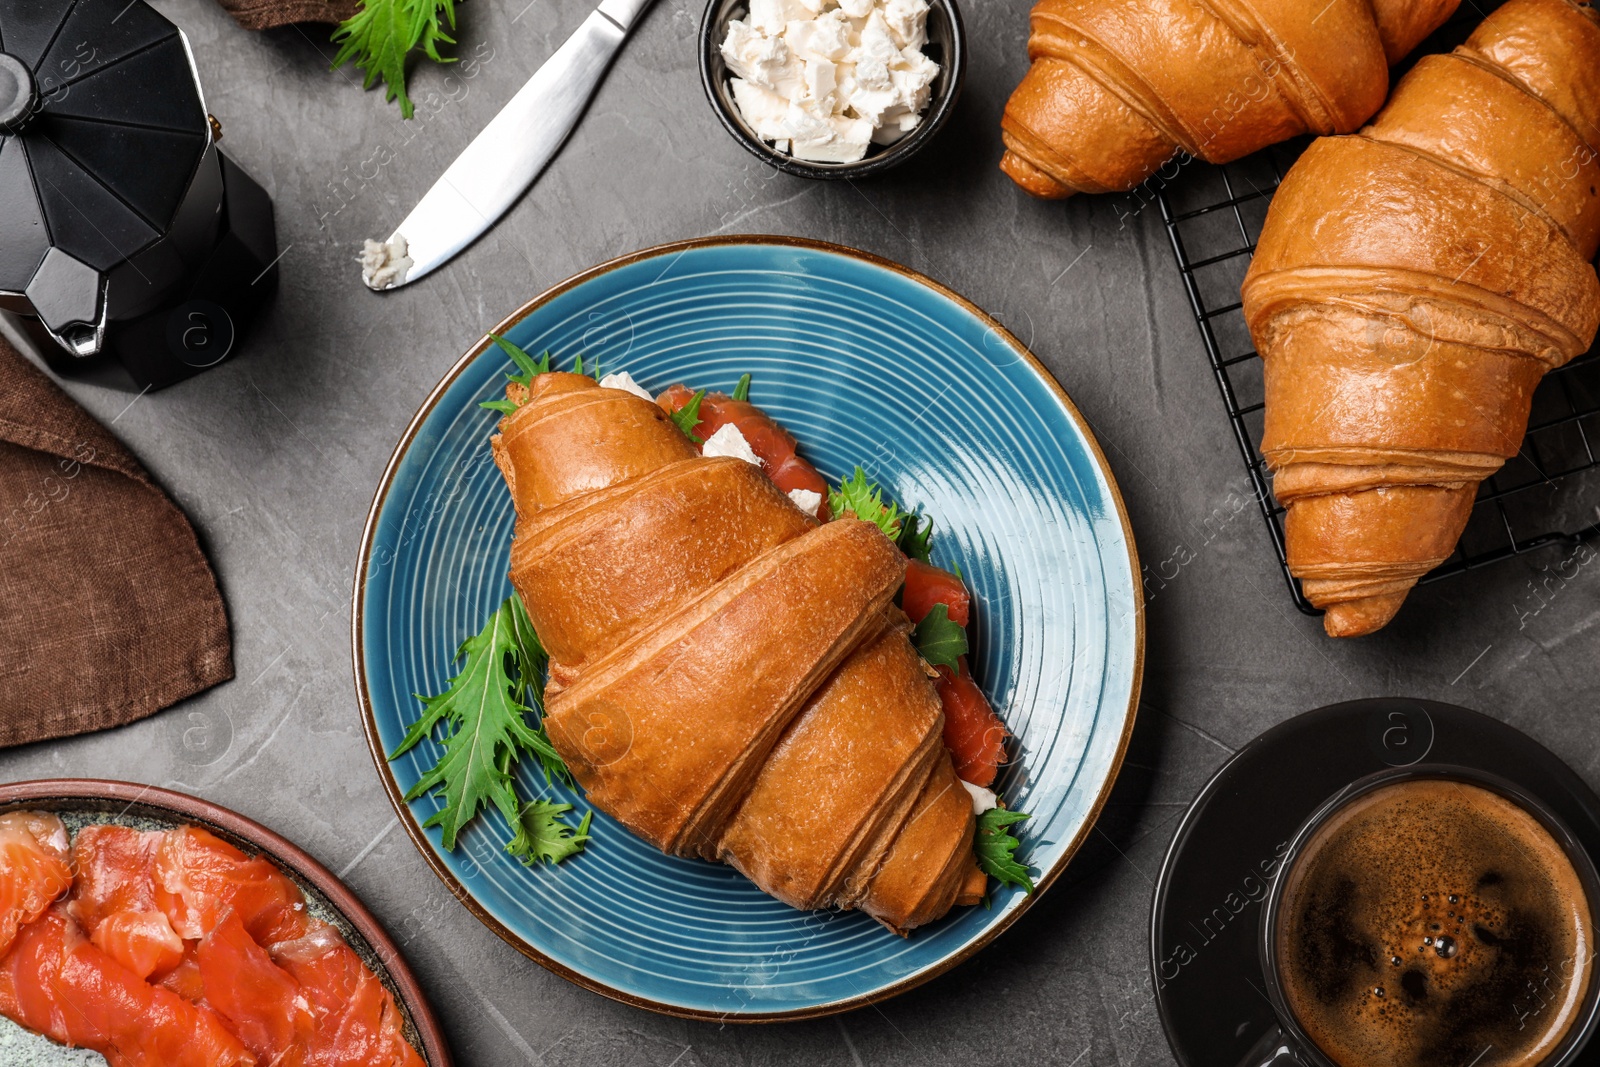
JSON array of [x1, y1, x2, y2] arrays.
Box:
[[0, 53, 34, 132]]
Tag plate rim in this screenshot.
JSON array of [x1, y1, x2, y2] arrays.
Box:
[[0, 777, 453, 1067], [350, 233, 1146, 1022]]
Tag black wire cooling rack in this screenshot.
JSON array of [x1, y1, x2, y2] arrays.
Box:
[[1156, 141, 1600, 615]]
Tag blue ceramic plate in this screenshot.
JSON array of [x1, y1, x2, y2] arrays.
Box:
[[354, 237, 1143, 1020]]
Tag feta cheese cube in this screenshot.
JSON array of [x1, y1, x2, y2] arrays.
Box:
[[730, 78, 795, 141], [960, 780, 999, 815], [721, 0, 940, 161], [882, 0, 929, 49], [597, 371, 655, 402], [702, 423, 764, 466], [749, 0, 812, 34], [788, 488, 823, 518], [786, 9, 852, 60], [722, 22, 800, 93], [804, 57, 839, 110]]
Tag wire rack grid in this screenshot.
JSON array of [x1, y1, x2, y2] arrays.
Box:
[[1156, 143, 1600, 615]]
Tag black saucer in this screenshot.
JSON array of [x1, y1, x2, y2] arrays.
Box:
[[1150, 698, 1600, 1067]]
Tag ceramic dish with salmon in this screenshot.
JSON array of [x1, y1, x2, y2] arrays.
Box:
[[355, 236, 1143, 1018], [0, 780, 448, 1067]]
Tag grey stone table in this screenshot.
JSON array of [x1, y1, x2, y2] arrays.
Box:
[[5, 1, 1598, 1064]]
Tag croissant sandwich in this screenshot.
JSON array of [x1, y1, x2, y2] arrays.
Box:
[[490, 371, 990, 932], [1241, 0, 1600, 637], [1000, 0, 1461, 199]]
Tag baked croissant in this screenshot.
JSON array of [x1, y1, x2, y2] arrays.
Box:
[[1241, 0, 1600, 637], [491, 372, 987, 932], [1000, 0, 1461, 198]]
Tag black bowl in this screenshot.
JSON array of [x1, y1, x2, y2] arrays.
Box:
[[698, 0, 966, 179]]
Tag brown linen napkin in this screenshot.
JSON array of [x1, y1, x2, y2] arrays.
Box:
[[217, 0, 358, 32], [0, 341, 233, 749]]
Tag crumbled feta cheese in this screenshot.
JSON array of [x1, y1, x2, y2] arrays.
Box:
[[598, 371, 653, 402], [882, 0, 928, 48], [749, 0, 814, 33], [360, 234, 413, 291], [788, 488, 823, 518], [730, 79, 794, 144], [960, 780, 998, 815], [702, 423, 763, 466], [721, 0, 938, 163], [722, 20, 802, 94]]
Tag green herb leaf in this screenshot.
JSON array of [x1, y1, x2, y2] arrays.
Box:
[[392, 595, 574, 851], [506, 594, 571, 787], [484, 333, 551, 411], [671, 389, 707, 443], [899, 513, 933, 562], [331, 0, 457, 120], [975, 808, 1033, 894], [913, 602, 967, 671], [508, 802, 592, 866], [732, 373, 752, 403], [828, 466, 905, 540], [490, 333, 548, 381]]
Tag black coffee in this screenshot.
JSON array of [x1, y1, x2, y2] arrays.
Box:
[[1277, 779, 1594, 1067]]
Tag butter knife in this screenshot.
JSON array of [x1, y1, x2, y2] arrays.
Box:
[[363, 0, 658, 290]]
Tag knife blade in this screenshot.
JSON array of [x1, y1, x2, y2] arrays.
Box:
[[363, 0, 659, 290]]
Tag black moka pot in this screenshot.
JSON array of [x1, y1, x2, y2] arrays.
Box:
[[0, 0, 278, 391]]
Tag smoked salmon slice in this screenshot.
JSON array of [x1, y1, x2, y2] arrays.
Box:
[[69, 824, 164, 929], [657, 386, 832, 517], [82, 824, 423, 1066], [0, 812, 71, 958], [91, 909, 185, 980], [68, 824, 184, 978], [272, 925, 426, 1067], [197, 910, 316, 1065], [0, 905, 254, 1067], [153, 826, 313, 944]]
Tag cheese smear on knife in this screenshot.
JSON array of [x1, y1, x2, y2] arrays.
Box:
[[721, 0, 939, 163]]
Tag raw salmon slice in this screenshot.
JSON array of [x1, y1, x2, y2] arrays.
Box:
[[0, 905, 253, 1067], [153, 826, 312, 944], [273, 924, 426, 1067], [198, 910, 315, 1064], [92, 909, 185, 980], [68, 824, 184, 978], [69, 823, 164, 930], [0, 812, 72, 958]]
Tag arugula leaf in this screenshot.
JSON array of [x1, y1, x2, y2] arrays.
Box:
[[392, 595, 578, 853], [480, 333, 552, 415], [828, 467, 905, 540], [975, 808, 1034, 894], [899, 513, 933, 562], [508, 802, 592, 866], [331, 0, 457, 120], [913, 603, 967, 671], [732, 373, 752, 402], [572, 353, 585, 377], [490, 333, 549, 385], [671, 389, 707, 443], [506, 594, 571, 787]]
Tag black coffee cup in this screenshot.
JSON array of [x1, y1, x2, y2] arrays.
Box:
[[1242, 765, 1600, 1067]]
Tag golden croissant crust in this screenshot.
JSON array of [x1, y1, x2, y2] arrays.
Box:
[[1241, 0, 1600, 637], [1000, 0, 1460, 198], [491, 372, 986, 931]]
